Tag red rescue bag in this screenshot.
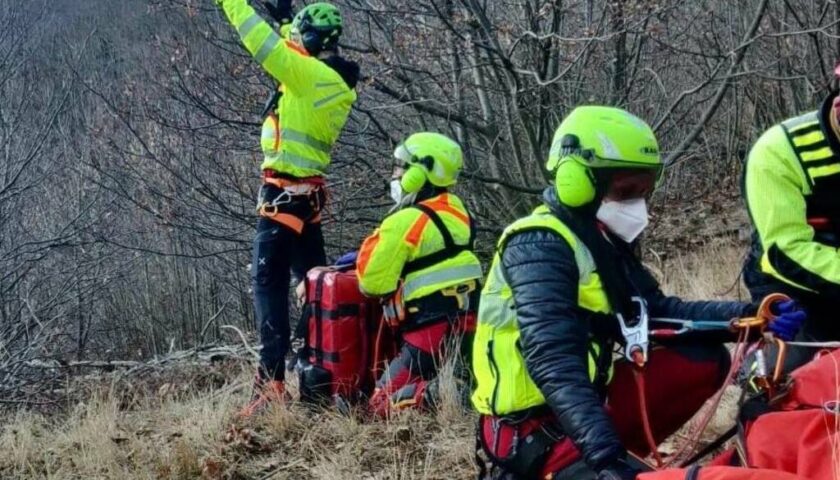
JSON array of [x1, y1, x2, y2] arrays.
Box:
[[297, 266, 392, 404], [637, 466, 804, 480]]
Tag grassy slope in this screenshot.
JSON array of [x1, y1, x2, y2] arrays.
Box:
[[0, 244, 748, 479]]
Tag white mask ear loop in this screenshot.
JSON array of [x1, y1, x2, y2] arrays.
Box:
[[388, 179, 418, 213], [389, 179, 403, 204]]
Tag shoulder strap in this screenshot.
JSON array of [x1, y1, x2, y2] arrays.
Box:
[[467, 209, 477, 250], [415, 203, 456, 250], [402, 203, 473, 275]]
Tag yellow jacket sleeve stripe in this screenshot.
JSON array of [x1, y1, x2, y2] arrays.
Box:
[[218, 0, 314, 94]]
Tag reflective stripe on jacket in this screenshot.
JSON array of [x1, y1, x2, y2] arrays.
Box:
[[356, 193, 482, 303], [471, 205, 613, 416], [219, 0, 357, 177]]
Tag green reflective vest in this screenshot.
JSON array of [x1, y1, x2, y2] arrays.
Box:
[[471, 205, 613, 416], [219, 0, 357, 177]]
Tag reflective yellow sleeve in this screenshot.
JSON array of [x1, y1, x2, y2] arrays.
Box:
[[218, 0, 314, 94], [356, 211, 418, 297], [746, 125, 840, 292]]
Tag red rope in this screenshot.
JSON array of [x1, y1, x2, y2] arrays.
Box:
[[633, 326, 755, 470], [664, 326, 752, 467], [632, 352, 665, 468], [372, 316, 387, 379]]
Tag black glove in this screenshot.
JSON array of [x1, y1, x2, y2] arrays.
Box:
[[263, 0, 293, 24], [597, 458, 640, 480]]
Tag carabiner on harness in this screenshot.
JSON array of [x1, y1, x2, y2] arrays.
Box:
[[616, 296, 650, 367], [256, 186, 293, 211]]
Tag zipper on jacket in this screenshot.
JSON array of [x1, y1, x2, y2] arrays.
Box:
[[487, 337, 500, 416]]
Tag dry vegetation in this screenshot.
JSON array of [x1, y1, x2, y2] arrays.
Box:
[[7, 0, 840, 477], [0, 243, 747, 480]]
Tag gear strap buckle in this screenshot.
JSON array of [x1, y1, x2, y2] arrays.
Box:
[[440, 280, 477, 311]]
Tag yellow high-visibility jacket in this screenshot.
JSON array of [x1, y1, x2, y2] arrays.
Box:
[[744, 99, 840, 295], [356, 193, 482, 305], [218, 0, 357, 177]]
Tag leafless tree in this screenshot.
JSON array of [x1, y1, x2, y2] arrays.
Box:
[[5, 0, 840, 406]]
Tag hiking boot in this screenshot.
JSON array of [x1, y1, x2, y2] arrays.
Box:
[[238, 377, 288, 418]]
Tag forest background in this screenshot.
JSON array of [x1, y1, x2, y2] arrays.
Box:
[[1, 1, 837, 476]]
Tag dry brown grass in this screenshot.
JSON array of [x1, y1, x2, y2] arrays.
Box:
[[0, 243, 749, 480]]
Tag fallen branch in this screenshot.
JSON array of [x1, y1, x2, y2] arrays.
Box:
[[22, 344, 253, 371]]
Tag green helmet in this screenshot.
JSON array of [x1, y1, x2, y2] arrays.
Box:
[[394, 132, 463, 193], [291, 3, 342, 55], [548, 106, 662, 207]]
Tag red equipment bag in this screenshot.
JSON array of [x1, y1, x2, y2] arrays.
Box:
[[637, 466, 804, 479], [731, 348, 840, 479], [297, 266, 391, 404]]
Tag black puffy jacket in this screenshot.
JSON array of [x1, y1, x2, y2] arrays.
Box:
[[500, 189, 754, 471]]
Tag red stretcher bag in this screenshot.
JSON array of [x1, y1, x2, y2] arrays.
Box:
[[732, 348, 840, 479], [637, 466, 804, 480], [297, 266, 391, 405]]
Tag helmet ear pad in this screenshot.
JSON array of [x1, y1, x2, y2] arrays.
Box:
[[554, 157, 596, 207], [400, 165, 428, 194], [301, 30, 323, 55]]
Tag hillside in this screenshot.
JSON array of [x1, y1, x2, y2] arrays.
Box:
[[1, 244, 748, 479], [3, 0, 838, 478]]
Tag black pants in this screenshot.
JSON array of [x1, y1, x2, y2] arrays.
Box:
[[251, 183, 326, 381]]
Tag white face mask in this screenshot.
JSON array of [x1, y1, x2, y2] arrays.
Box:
[[389, 179, 403, 204], [596, 198, 649, 243]]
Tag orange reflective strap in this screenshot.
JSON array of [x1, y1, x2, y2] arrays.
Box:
[[404, 196, 470, 247], [357, 230, 381, 277], [263, 176, 294, 189], [404, 214, 430, 247], [258, 205, 305, 234], [285, 40, 310, 57], [427, 194, 470, 225], [432, 203, 469, 225]]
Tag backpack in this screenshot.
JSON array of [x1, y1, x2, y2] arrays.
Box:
[[296, 266, 395, 405]]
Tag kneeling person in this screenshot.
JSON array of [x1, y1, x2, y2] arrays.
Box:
[[471, 106, 804, 479], [357, 132, 482, 417]]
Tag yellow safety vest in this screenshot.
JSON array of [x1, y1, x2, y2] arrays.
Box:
[[357, 193, 483, 303], [219, 0, 357, 178], [471, 206, 614, 416]]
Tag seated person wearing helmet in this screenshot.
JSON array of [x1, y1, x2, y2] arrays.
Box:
[[357, 132, 483, 417], [470, 106, 805, 479]]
